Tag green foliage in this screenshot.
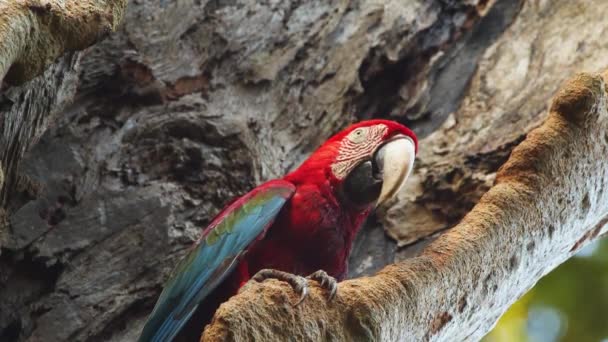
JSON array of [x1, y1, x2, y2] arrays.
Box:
[[485, 238, 608, 342]]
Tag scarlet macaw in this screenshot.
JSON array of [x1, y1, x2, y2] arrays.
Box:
[[138, 119, 418, 341]]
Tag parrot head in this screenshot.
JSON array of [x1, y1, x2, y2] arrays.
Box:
[[291, 119, 418, 208]]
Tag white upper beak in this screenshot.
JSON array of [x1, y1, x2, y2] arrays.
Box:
[[376, 136, 416, 207]]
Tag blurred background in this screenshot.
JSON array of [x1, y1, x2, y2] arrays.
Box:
[[485, 238, 608, 342]]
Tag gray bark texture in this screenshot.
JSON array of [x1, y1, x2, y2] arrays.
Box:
[[0, 0, 607, 341]]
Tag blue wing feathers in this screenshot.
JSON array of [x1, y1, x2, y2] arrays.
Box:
[[138, 180, 295, 342]]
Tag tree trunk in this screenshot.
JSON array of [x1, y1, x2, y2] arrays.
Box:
[[0, 0, 127, 218], [1, 0, 607, 341]]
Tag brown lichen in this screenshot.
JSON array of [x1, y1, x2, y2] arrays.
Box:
[[429, 312, 453, 336]]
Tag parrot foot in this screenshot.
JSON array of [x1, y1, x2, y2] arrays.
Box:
[[306, 270, 338, 302], [252, 269, 309, 306]]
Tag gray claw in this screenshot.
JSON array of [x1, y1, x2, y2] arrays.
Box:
[[293, 283, 309, 307], [328, 281, 338, 301], [306, 270, 338, 302], [251, 268, 310, 306]]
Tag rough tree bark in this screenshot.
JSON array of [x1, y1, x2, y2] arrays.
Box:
[[0, 0, 607, 341], [0, 0, 127, 215], [203, 71, 608, 341], [0, 0, 128, 340]]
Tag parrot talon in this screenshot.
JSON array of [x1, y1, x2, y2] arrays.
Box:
[[306, 270, 338, 302], [251, 269, 310, 306], [293, 284, 309, 307]]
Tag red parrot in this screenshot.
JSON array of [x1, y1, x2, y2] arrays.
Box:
[[138, 120, 418, 341]]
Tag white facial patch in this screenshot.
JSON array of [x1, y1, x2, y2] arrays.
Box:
[[331, 124, 388, 179]]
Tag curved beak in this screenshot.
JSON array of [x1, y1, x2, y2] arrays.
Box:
[[374, 135, 416, 207]]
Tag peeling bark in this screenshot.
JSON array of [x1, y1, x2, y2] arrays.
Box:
[[0, 53, 80, 209], [203, 71, 608, 341]]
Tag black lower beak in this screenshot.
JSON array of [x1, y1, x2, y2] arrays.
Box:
[[341, 160, 382, 207]]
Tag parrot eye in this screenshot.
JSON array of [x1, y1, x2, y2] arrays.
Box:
[[347, 127, 368, 144]]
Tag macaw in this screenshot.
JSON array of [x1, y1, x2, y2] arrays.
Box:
[[138, 119, 418, 342]]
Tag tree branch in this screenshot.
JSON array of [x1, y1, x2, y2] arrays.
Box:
[[202, 71, 608, 341], [0, 0, 126, 85]]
